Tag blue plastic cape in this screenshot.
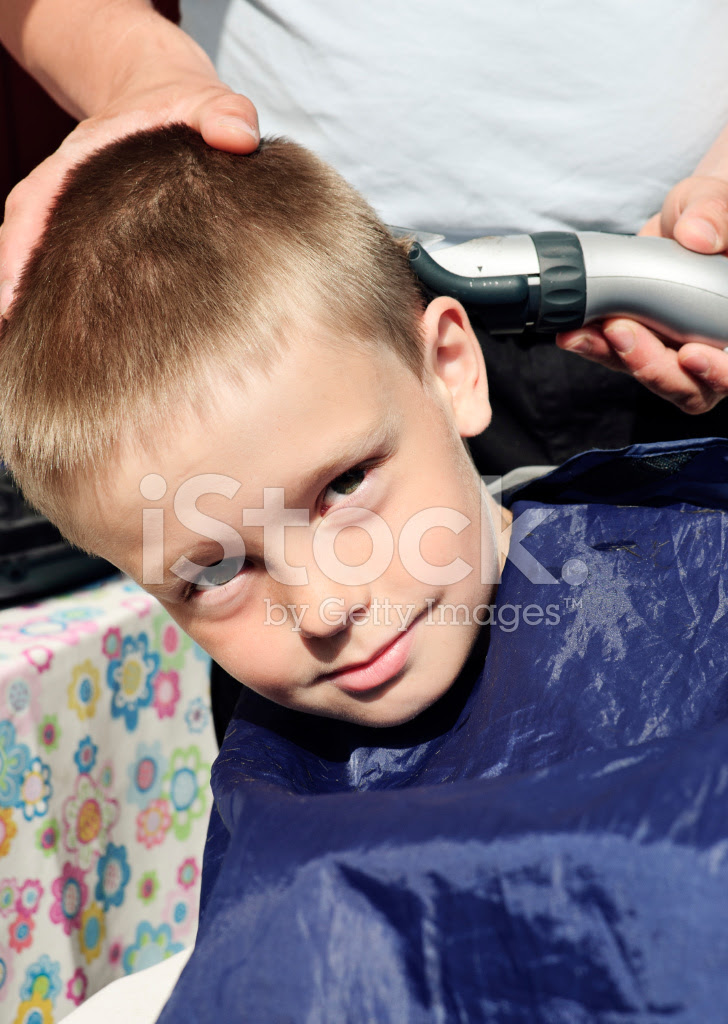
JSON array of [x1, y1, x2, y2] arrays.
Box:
[[158, 439, 728, 1023]]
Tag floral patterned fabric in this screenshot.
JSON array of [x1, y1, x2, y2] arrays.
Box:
[[0, 575, 217, 1022]]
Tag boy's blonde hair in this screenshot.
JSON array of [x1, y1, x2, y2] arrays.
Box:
[[0, 126, 425, 540]]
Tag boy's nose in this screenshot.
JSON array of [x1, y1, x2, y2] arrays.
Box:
[[294, 570, 372, 641]]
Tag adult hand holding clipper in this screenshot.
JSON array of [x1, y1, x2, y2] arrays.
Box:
[[559, 173, 728, 414], [410, 175, 728, 415]]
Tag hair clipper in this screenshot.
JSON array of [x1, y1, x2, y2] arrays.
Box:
[[406, 231, 728, 348]]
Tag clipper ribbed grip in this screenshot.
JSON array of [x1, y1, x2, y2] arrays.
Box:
[[531, 232, 586, 332]]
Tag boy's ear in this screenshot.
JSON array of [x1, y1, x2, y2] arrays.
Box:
[[420, 296, 491, 437]]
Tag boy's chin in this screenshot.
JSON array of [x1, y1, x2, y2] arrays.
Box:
[[334, 703, 427, 729], [319, 676, 454, 730]]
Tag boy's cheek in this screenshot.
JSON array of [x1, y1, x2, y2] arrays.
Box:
[[178, 614, 296, 692], [414, 517, 482, 584], [418, 524, 467, 569]]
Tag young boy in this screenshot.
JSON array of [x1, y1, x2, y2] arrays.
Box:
[[0, 124, 507, 730], [3, 127, 728, 1022]]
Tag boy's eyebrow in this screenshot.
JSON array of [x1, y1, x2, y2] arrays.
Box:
[[151, 412, 401, 598], [284, 412, 401, 506]]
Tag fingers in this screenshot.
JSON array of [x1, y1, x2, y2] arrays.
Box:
[[557, 326, 625, 374], [559, 319, 728, 414], [0, 121, 126, 314], [0, 154, 69, 315], [0, 84, 260, 318], [559, 175, 728, 414], [191, 91, 260, 153], [638, 212, 662, 238], [676, 342, 728, 402], [653, 175, 728, 254]]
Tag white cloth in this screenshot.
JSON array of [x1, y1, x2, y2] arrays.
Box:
[[61, 948, 192, 1023], [180, 0, 728, 237]]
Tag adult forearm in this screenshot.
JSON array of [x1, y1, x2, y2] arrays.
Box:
[[0, 0, 215, 120]]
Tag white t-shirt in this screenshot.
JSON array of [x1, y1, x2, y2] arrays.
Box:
[[182, 1, 728, 236]]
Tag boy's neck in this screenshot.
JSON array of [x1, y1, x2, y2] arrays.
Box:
[[231, 624, 491, 761]]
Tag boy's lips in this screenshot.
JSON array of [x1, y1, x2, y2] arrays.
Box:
[[318, 614, 422, 693]]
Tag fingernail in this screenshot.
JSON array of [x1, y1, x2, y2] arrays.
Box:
[[216, 116, 259, 140], [0, 281, 13, 316], [604, 321, 635, 354], [562, 334, 591, 355], [680, 353, 710, 376], [681, 216, 720, 251]]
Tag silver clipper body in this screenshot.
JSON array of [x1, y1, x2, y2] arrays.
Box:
[[408, 231, 728, 348]]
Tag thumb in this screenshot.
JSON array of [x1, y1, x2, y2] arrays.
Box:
[[194, 90, 260, 153], [638, 212, 663, 237], [661, 176, 728, 254]]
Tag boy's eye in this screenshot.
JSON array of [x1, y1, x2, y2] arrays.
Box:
[[321, 466, 367, 509], [192, 556, 245, 590]]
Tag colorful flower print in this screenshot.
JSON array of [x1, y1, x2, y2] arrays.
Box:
[[163, 747, 210, 841], [19, 954, 62, 1004], [15, 879, 43, 916], [22, 645, 53, 673], [37, 714, 60, 752], [35, 818, 59, 857], [161, 622, 181, 658], [49, 862, 87, 935], [184, 697, 211, 734], [192, 643, 210, 666], [8, 912, 34, 952], [60, 606, 102, 623], [152, 613, 190, 672], [0, 720, 31, 806], [101, 627, 122, 661], [106, 633, 159, 730], [121, 594, 154, 618], [0, 808, 17, 858], [12, 989, 53, 1024], [108, 939, 123, 965], [95, 842, 130, 911], [0, 878, 16, 915], [153, 670, 180, 720], [66, 966, 87, 1006], [0, 674, 40, 736], [67, 660, 101, 721], [161, 618, 181, 651], [19, 757, 52, 821], [137, 870, 159, 904], [79, 901, 105, 964], [122, 921, 183, 974], [163, 885, 195, 940], [73, 737, 98, 775], [0, 609, 98, 645], [135, 799, 171, 850], [0, 943, 13, 1003], [98, 761, 113, 789], [127, 742, 167, 808], [177, 857, 199, 891], [62, 775, 119, 871]]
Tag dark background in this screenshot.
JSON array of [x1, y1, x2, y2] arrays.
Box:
[[0, 0, 180, 203]]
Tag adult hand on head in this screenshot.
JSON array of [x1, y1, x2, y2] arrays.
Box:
[[557, 173, 728, 415], [0, 2, 259, 317]]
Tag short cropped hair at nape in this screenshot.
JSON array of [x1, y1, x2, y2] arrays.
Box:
[[0, 125, 425, 538]]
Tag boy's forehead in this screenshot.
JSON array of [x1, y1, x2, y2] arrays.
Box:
[[79, 332, 424, 561]]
